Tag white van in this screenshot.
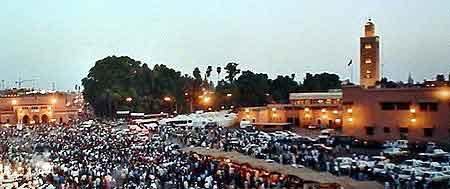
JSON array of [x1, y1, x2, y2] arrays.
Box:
[[240, 120, 252, 129]]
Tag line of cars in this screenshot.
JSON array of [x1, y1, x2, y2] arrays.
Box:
[[236, 127, 450, 184]]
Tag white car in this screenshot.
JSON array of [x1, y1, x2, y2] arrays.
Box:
[[383, 148, 408, 156], [398, 169, 423, 181], [372, 163, 395, 176], [383, 140, 408, 149], [419, 149, 448, 157], [334, 157, 354, 169], [291, 164, 305, 168], [240, 120, 252, 129], [258, 132, 272, 140], [422, 171, 450, 182]]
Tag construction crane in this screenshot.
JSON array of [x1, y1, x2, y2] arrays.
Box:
[[15, 78, 38, 89]]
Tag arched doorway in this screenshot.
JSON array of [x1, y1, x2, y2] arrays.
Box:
[[22, 115, 30, 124], [32, 115, 40, 124], [59, 117, 63, 124], [41, 115, 49, 124]]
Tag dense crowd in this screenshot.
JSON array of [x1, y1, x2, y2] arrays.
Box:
[[0, 120, 449, 188], [0, 122, 300, 188]]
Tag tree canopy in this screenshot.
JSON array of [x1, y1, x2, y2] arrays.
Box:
[[82, 56, 343, 117]]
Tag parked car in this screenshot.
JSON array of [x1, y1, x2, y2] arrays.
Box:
[[419, 149, 448, 157], [383, 140, 408, 149], [422, 171, 450, 182], [383, 148, 409, 157], [306, 125, 320, 129]]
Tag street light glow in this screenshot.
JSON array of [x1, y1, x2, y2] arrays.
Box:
[[125, 97, 133, 102], [226, 93, 232, 97], [51, 98, 57, 104], [11, 100, 17, 105], [163, 96, 172, 102]]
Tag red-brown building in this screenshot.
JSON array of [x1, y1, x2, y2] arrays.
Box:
[[342, 86, 450, 144], [0, 91, 82, 124], [238, 91, 343, 129]]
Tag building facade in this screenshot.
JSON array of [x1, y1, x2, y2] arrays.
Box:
[[238, 91, 343, 129], [0, 91, 82, 124], [360, 19, 380, 88], [342, 86, 450, 144]]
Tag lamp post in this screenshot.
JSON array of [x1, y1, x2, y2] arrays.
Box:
[[225, 93, 232, 109], [163, 96, 178, 114]]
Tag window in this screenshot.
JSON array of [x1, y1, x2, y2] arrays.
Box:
[[365, 59, 372, 64], [365, 127, 375, 135], [399, 127, 409, 133], [429, 103, 438, 112], [419, 103, 428, 111], [396, 103, 411, 110], [365, 44, 372, 49], [366, 70, 371, 74], [383, 127, 391, 133], [419, 102, 439, 112], [380, 102, 411, 111], [424, 128, 433, 137], [380, 103, 395, 110]]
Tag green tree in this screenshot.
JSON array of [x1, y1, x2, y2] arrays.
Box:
[[270, 75, 300, 103], [302, 72, 341, 91], [224, 62, 240, 84], [82, 56, 196, 117], [216, 66, 222, 82], [436, 74, 445, 82], [235, 71, 271, 106]]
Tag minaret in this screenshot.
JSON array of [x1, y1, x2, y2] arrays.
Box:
[[360, 19, 380, 88]]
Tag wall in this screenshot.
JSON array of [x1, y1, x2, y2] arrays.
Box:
[[342, 86, 450, 144]]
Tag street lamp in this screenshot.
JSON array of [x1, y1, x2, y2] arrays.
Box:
[[163, 96, 177, 113], [125, 97, 133, 102], [203, 96, 211, 103], [226, 93, 232, 97]]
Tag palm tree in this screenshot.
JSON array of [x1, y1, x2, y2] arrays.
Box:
[[216, 66, 221, 83]]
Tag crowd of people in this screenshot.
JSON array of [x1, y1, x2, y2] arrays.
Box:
[[0, 121, 303, 188], [171, 125, 450, 189], [0, 119, 449, 188]]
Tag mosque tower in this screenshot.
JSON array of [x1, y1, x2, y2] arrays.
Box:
[[360, 19, 380, 88]]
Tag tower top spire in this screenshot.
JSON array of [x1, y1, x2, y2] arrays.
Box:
[[364, 18, 376, 37]]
